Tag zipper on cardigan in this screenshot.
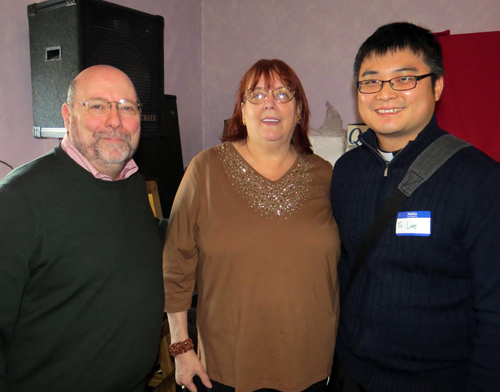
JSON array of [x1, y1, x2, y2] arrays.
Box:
[[384, 161, 390, 177], [365, 142, 393, 177]]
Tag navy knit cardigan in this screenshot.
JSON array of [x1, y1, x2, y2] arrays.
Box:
[[330, 115, 500, 392]]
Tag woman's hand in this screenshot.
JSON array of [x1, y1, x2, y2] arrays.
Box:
[[167, 311, 211, 391], [175, 350, 212, 392]]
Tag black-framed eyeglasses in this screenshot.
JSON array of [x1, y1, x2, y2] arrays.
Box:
[[356, 73, 435, 94], [69, 98, 141, 116], [244, 87, 295, 105]]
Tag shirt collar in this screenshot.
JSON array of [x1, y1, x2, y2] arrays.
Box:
[[61, 132, 138, 181]]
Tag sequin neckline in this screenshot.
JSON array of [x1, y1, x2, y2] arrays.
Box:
[[217, 142, 314, 219]]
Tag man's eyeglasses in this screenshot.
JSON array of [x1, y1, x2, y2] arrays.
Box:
[[69, 98, 141, 116], [356, 73, 435, 94], [244, 87, 295, 105]]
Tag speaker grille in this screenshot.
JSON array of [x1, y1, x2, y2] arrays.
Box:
[[28, 0, 165, 138], [81, 1, 164, 136]]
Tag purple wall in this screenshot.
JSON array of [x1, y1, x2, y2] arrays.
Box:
[[201, 0, 500, 149], [1, 0, 499, 180]]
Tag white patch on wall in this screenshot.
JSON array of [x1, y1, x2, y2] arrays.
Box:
[[309, 102, 346, 167]]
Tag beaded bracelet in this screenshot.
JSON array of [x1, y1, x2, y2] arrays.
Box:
[[168, 338, 194, 357]]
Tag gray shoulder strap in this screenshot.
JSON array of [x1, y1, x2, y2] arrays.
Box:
[[398, 134, 470, 197], [341, 134, 470, 304]]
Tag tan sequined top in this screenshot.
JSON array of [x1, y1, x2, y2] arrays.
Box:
[[163, 142, 340, 392]]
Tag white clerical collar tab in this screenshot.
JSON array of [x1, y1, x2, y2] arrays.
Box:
[[396, 211, 431, 236], [378, 150, 394, 162]]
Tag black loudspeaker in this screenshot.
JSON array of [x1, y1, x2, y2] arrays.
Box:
[[133, 95, 185, 217], [27, 0, 164, 138]]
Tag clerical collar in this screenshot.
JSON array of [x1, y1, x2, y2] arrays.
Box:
[[375, 139, 401, 162]]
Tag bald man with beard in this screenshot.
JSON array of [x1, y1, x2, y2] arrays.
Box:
[[0, 65, 164, 392]]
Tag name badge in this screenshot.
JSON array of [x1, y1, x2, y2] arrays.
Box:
[[396, 211, 431, 236]]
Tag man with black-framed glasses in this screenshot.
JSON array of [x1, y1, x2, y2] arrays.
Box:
[[329, 22, 500, 392], [0, 65, 164, 392]]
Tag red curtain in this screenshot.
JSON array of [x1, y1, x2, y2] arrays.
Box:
[[435, 30, 500, 161]]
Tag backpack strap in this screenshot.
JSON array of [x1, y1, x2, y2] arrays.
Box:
[[399, 134, 471, 196], [341, 134, 470, 303]]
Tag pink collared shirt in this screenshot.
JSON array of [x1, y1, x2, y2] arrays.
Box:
[[61, 132, 138, 181]]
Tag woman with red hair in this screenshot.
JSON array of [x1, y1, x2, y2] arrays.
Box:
[[163, 59, 340, 392]]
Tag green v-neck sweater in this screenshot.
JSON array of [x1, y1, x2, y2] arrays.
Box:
[[0, 145, 164, 392]]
